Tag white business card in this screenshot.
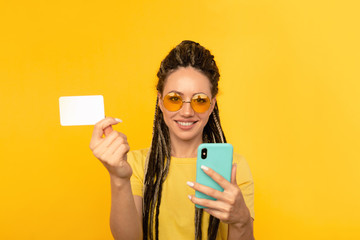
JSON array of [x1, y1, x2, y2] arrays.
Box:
[[59, 95, 105, 126]]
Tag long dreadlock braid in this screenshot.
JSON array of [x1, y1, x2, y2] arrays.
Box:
[[143, 40, 226, 240]]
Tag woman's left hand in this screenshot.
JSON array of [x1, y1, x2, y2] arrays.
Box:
[[187, 164, 251, 226]]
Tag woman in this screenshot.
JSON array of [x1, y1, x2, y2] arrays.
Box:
[[89, 41, 254, 240]]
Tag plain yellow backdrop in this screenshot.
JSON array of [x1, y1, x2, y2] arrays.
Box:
[[1, 0, 359, 239]]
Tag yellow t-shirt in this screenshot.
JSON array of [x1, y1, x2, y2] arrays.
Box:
[[127, 148, 254, 240]]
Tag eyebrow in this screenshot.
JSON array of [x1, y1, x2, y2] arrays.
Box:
[[166, 90, 209, 97]]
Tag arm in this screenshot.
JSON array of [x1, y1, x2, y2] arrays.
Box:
[[110, 178, 143, 240], [90, 117, 143, 240]]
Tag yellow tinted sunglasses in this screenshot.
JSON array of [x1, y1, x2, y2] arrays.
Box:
[[162, 92, 212, 113]]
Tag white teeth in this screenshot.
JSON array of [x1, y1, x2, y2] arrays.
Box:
[[177, 121, 195, 126]]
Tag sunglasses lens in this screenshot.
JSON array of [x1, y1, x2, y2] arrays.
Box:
[[191, 94, 211, 113], [163, 92, 183, 111]]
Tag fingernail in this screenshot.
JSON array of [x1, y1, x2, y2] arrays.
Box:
[[201, 165, 209, 171], [187, 181, 194, 187], [115, 118, 122, 123], [188, 195, 192, 200]]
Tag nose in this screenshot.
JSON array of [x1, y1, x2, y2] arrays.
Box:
[[179, 101, 194, 117]]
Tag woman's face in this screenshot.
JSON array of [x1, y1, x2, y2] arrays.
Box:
[[158, 66, 216, 143]]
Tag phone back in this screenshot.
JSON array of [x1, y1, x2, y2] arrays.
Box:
[[195, 143, 233, 208]]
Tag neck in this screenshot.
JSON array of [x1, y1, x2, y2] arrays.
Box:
[[170, 133, 203, 158]]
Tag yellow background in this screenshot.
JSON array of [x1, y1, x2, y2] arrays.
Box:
[[1, 0, 359, 239]]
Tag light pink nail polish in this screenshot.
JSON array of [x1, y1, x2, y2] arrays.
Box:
[[187, 181, 194, 187], [201, 165, 209, 171]]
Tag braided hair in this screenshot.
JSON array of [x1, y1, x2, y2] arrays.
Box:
[[143, 40, 227, 240]]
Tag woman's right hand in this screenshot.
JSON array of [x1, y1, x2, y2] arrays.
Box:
[[89, 117, 132, 180]]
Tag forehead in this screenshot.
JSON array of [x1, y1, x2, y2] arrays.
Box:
[[163, 67, 212, 96]]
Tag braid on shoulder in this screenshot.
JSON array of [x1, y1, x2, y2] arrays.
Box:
[[143, 102, 171, 240], [196, 102, 227, 240]]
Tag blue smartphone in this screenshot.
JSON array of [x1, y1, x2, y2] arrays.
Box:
[[195, 143, 233, 208]]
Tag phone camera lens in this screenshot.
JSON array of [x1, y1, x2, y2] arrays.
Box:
[[201, 148, 207, 159]]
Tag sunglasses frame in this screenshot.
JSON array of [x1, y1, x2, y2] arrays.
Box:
[[161, 92, 213, 113]]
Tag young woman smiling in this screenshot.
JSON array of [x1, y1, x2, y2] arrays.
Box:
[[89, 41, 254, 240]]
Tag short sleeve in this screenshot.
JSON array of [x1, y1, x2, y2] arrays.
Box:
[[127, 148, 148, 197], [233, 153, 255, 220]]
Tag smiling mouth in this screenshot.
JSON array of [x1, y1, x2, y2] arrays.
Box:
[[175, 121, 198, 126]]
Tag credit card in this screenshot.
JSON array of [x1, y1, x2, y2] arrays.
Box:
[[59, 95, 105, 126]]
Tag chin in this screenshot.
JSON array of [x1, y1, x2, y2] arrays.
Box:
[[172, 130, 202, 142]]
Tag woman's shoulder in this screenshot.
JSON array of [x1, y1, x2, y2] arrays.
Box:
[[128, 147, 150, 158], [233, 152, 247, 164], [233, 152, 253, 180], [127, 148, 150, 176], [127, 148, 150, 166]]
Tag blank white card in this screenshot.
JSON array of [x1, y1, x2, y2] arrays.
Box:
[[59, 95, 105, 126]]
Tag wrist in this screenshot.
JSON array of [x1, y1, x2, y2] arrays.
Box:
[[228, 214, 254, 240], [230, 211, 252, 230], [110, 175, 131, 188]]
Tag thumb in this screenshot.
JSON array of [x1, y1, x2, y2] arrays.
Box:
[[103, 116, 121, 137], [231, 163, 237, 185], [92, 117, 122, 141]]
